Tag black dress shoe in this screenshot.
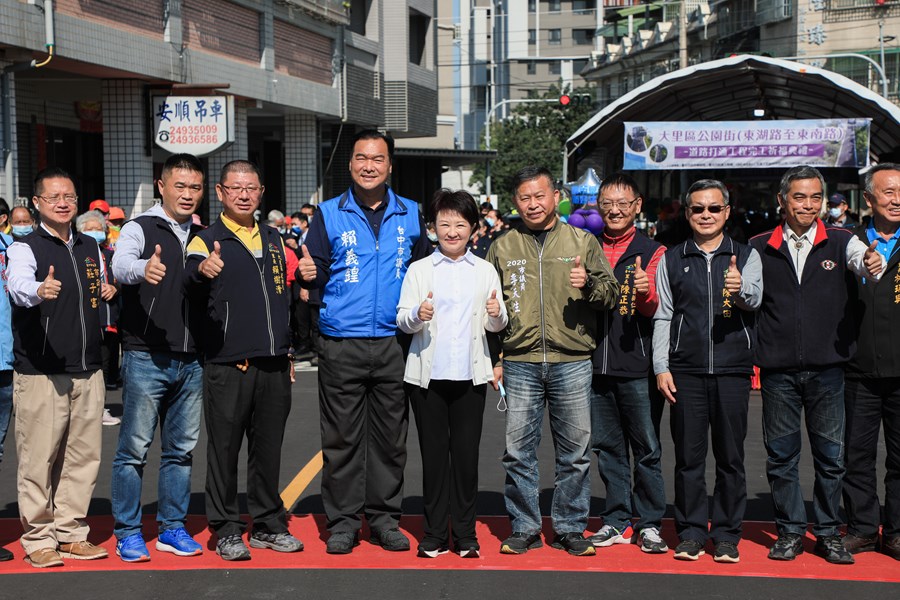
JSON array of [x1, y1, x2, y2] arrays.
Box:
[[842, 533, 878, 554], [0, 547, 13, 562]]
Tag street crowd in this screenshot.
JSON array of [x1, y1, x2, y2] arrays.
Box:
[[0, 129, 898, 571]]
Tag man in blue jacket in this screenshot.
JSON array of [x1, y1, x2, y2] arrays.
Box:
[[298, 130, 431, 554], [0, 223, 14, 562]]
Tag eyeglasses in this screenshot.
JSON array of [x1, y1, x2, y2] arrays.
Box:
[[37, 194, 78, 205], [220, 185, 263, 195], [599, 198, 638, 212], [688, 204, 727, 215]]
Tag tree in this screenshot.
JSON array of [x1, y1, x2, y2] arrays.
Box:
[[471, 85, 597, 213]]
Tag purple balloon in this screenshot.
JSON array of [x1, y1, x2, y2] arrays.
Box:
[[585, 212, 604, 235], [567, 212, 586, 229]]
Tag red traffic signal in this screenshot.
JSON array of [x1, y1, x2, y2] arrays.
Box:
[[876, 0, 886, 5], [559, 94, 571, 106]]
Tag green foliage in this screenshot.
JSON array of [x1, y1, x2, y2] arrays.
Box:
[[470, 84, 597, 213]]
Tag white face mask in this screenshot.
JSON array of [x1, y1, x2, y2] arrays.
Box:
[[828, 207, 842, 219]]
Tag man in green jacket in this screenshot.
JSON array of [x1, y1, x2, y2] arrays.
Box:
[[487, 165, 618, 556]]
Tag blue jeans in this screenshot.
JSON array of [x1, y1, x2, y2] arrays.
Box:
[[0, 370, 12, 462], [503, 359, 593, 535], [761, 367, 845, 538], [590, 375, 666, 532], [112, 350, 203, 540]]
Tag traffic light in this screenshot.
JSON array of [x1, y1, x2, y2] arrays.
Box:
[[876, 0, 886, 5], [559, 94, 593, 108], [559, 94, 571, 107]]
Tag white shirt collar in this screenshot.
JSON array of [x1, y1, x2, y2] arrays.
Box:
[[783, 220, 817, 243], [431, 248, 475, 266]]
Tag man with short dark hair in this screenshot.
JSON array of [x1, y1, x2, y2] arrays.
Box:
[[298, 130, 431, 555], [842, 162, 900, 561], [7, 167, 107, 567], [750, 165, 883, 565], [487, 165, 618, 557], [110, 153, 206, 562]]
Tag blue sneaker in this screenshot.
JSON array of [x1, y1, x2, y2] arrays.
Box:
[[116, 533, 151, 563], [156, 527, 203, 556]]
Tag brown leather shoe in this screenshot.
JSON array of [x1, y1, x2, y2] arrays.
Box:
[[842, 533, 878, 554], [882, 536, 900, 561], [25, 547, 64, 568], [58, 540, 108, 560]]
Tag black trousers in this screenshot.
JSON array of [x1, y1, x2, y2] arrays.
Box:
[[844, 376, 900, 538], [318, 335, 408, 533], [669, 373, 750, 544], [203, 357, 292, 538], [294, 301, 320, 357], [101, 329, 121, 387], [408, 380, 486, 546]]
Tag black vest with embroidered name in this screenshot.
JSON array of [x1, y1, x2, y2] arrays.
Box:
[[12, 228, 102, 374]]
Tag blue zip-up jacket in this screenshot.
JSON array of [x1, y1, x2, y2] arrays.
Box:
[[0, 233, 14, 371], [308, 187, 423, 338]]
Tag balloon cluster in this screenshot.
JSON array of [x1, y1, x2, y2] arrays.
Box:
[[567, 208, 604, 235]]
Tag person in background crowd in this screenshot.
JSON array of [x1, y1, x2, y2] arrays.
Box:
[[89, 199, 110, 217], [106, 207, 126, 250], [750, 165, 883, 565], [825, 193, 859, 230], [589, 173, 669, 554], [267, 209, 286, 234], [468, 217, 492, 259], [654, 179, 763, 564], [487, 165, 618, 557], [397, 189, 508, 559], [0, 215, 13, 562], [843, 162, 900, 561], [297, 129, 431, 555], [485, 209, 505, 238], [75, 210, 121, 426], [0, 198, 10, 235], [8, 167, 107, 568], [10, 206, 36, 239], [186, 160, 301, 561], [110, 153, 207, 563]]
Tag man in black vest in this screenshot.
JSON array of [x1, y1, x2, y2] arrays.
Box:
[[750, 165, 883, 565], [185, 160, 300, 561], [653, 179, 763, 564], [843, 162, 900, 561], [7, 168, 108, 567], [110, 153, 206, 562], [588, 173, 669, 554]]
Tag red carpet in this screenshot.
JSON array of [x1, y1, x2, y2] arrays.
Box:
[[1, 515, 897, 581]]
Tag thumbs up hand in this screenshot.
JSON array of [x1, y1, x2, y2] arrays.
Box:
[[418, 291, 435, 322], [724, 255, 742, 294], [570, 255, 588, 289], [864, 239, 884, 277], [633, 255, 649, 295], [144, 244, 167, 285], [486, 289, 501, 318], [298, 244, 317, 282], [200, 241, 224, 279], [38, 265, 62, 300]]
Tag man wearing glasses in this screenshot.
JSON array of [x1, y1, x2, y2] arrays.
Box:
[[6, 168, 108, 567], [750, 165, 882, 564], [110, 153, 206, 562], [653, 179, 763, 564], [588, 173, 668, 554], [186, 160, 301, 561]]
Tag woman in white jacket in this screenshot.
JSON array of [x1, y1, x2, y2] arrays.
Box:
[[397, 189, 508, 559]]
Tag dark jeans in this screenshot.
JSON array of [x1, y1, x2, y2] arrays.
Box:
[[0, 370, 12, 462], [761, 367, 845, 538], [318, 335, 408, 533], [843, 376, 900, 538], [590, 375, 666, 532], [408, 380, 486, 546], [670, 373, 749, 544], [203, 357, 292, 538]]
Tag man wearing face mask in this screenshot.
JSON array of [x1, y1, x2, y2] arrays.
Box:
[[10, 206, 36, 239], [825, 193, 859, 230]]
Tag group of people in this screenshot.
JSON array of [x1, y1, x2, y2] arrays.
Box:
[[0, 128, 897, 571]]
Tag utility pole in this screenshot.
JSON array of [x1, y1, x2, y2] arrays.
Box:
[[679, 0, 688, 69]]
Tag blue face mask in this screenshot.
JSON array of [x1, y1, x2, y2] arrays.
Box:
[[292, 226, 303, 235], [828, 207, 842, 219], [83, 230, 106, 244], [12, 225, 33, 237], [485, 217, 496, 228]]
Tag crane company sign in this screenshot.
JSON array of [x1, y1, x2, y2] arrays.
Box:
[[623, 119, 871, 170], [152, 95, 235, 156]]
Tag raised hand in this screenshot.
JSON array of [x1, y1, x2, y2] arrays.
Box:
[[144, 244, 166, 285], [37, 265, 61, 300], [486, 289, 500, 318], [298, 244, 317, 282], [418, 291, 434, 322], [200, 241, 224, 279], [633, 255, 649, 295], [864, 240, 883, 276], [724, 255, 742, 294], [570, 255, 588, 289]]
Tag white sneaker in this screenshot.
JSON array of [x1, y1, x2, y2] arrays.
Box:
[[102, 408, 121, 426]]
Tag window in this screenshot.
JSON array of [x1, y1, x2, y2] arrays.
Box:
[[528, 0, 536, 11], [527, 61, 536, 75], [549, 29, 562, 45], [549, 61, 561, 75], [528, 29, 536, 45], [549, 0, 561, 12], [573, 0, 597, 13], [573, 29, 594, 45], [408, 9, 430, 66], [573, 59, 588, 75]]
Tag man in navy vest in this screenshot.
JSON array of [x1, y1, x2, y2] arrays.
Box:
[[298, 130, 431, 554], [110, 153, 206, 562], [843, 162, 900, 561], [654, 179, 763, 563], [750, 165, 883, 565], [588, 173, 669, 554], [7, 168, 108, 567]]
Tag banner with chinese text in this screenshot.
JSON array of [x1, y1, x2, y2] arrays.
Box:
[[152, 95, 235, 156], [622, 119, 871, 170]]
